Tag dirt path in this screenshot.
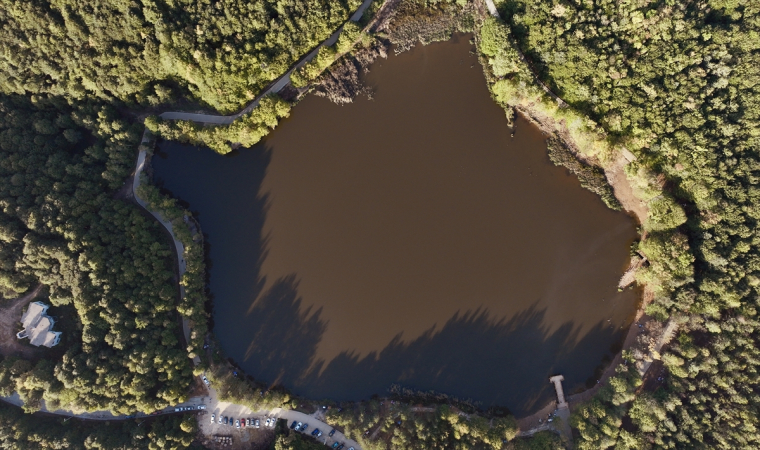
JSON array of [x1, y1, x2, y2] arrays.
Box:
[[0, 286, 43, 359], [604, 152, 648, 224], [159, 0, 379, 125]]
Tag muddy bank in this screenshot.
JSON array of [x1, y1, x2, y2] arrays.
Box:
[[312, 0, 486, 105]]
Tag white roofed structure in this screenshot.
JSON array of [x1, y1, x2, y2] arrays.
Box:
[[16, 301, 61, 348]]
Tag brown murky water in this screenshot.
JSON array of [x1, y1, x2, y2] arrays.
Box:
[[153, 34, 638, 415]]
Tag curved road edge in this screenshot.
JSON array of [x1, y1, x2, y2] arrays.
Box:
[[1, 388, 362, 450], [158, 0, 377, 125], [0, 1, 381, 446]]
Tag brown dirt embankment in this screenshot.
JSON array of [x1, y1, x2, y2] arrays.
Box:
[[0, 285, 43, 359], [514, 104, 648, 225]]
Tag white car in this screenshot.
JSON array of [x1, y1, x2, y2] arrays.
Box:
[[265, 418, 271, 427], [211, 414, 215, 423], [198, 405, 206, 410], [202, 375, 210, 386]]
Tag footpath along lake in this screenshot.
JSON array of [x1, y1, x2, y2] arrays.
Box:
[[153, 34, 639, 416]]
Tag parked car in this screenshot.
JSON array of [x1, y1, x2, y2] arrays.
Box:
[[223, 416, 228, 425], [218, 415, 223, 424], [241, 418, 245, 428], [301, 424, 308, 432], [198, 405, 206, 410], [348, 448, 354, 450], [329, 429, 336, 437], [332, 444, 340, 449], [174, 407, 181, 412], [265, 418, 271, 427], [295, 422, 302, 431], [255, 419, 260, 428], [312, 429, 319, 436], [235, 419, 240, 429], [201, 375, 210, 385], [290, 421, 298, 430], [317, 430, 323, 437], [338, 445, 344, 450], [186, 406, 194, 410], [210, 414, 215, 424], [269, 417, 276, 427]]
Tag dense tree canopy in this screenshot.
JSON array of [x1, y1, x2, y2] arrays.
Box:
[[326, 401, 518, 450], [480, 0, 760, 447], [2, 0, 759, 447], [145, 95, 291, 154], [0, 95, 192, 413], [0, 0, 362, 113], [0, 399, 197, 450]]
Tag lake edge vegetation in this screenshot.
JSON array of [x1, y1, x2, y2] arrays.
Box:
[[0, 0, 757, 449], [477, 0, 760, 448]]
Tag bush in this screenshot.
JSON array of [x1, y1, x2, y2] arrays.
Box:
[[145, 96, 291, 154]]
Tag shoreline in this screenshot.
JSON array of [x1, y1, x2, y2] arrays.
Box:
[[125, 0, 660, 444]]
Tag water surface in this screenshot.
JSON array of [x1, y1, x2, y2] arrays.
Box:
[[153, 34, 638, 415]]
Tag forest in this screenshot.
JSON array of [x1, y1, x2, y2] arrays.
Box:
[[478, 0, 760, 448], [324, 400, 518, 450], [0, 0, 362, 113], [0, 0, 758, 448], [0, 95, 195, 413], [0, 399, 198, 449], [0, 0, 368, 421]]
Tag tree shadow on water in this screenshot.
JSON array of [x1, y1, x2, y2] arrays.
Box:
[[241, 275, 328, 389], [151, 140, 625, 418], [239, 285, 621, 416]]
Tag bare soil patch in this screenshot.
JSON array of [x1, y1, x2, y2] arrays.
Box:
[[604, 152, 648, 224], [0, 286, 43, 359]]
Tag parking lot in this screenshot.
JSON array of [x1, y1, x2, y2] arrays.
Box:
[[199, 411, 277, 450]]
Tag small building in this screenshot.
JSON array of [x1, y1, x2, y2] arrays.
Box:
[[16, 301, 61, 348]]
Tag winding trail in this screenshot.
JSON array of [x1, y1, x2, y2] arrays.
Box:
[[1, 389, 361, 449], [2, 4, 666, 449], [133, 130, 199, 366], [159, 0, 377, 124], [1, 3, 382, 447]]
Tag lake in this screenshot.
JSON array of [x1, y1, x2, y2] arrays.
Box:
[[153, 34, 638, 416]]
